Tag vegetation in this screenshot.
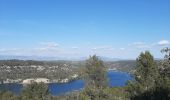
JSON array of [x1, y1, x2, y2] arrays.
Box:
[[84, 55, 107, 89], [105, 60, 136, 72], [79, 55, 108, 100], [0, 48, 170, 100], [0, 60, 80, 83], [20, 82, 50, 100], [126, 49, 170, 100], [126, 51, 159, 99], [0, 59, 137, 84]]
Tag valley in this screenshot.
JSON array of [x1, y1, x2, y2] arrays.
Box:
[[0, 59, 136, 84]]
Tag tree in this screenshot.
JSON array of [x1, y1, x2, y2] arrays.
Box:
[[0, 91, 18, 100], [20, 82, 50, 100], [160, 47, 170, 77], [126, 51, 160, 99], [158, 47, 170, 99], [126, 50, 170, 100], [85, 55, 107, 89], [135, 51, 159, 90], [80, 55, 108, 100]]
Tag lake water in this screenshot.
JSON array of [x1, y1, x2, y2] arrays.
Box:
[[0, 71, 132, 96]]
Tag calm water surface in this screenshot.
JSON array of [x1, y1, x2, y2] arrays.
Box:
[[0, 71, 132, 95]]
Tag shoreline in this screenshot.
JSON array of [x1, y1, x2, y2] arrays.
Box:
[[0, 74, 80, 85]]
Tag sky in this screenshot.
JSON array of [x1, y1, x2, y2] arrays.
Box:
[[0, 0, 170, 59]]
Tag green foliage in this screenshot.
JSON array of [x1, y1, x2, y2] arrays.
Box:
[[160, 47, 170, 77], [108, 87, 126, 100], [1, 49, 170, 100], [0, 91, 18, 100], [105, 60, 136, 73], [126, 51, 158, 99], [79, 88, 109, 100], [135, 51, 159, 90], [126, 50, 170, 100], [79, 87, 127, 100], [20, 82, 50, 100], [85, 55, 107, 89], [79, 55, 108, 100], [0, 60, 79, 82]]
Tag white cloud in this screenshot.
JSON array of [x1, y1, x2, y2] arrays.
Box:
[[157, 40, 170, 46], [71, 46, 79, 49], [38, 41, 60, 51], [33, 47, 58, 51], [0, 48, 6, 52], [132, 42, 144, 45], [0, 48, 26, 55], [120, 48, 125, 50], [92, 46, 114, 51], [0, 42, 61, 56], [40, 42, 59, 48], [0, 48, 22, 52], [130, 42, 150, 49], [130, 40, 170, 49]]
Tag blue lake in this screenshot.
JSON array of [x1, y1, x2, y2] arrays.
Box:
[[0, 71, 132, 96]]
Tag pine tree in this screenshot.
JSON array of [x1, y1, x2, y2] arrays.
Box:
[[81, 55, 108, 100], [85, 55, 107, 89], [134, 51, 159, 91], [161, 47, 170, 77], [126, 51, 159, 99], [20, 82, 50, 100]]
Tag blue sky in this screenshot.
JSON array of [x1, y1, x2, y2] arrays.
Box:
[[0, 0, 170, 59]]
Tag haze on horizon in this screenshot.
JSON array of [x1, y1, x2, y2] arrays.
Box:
[[0, 0, 170, 59]]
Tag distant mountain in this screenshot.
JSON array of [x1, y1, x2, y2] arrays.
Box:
[[2, 55, 161, 62], [98, 56, 123, 61], [0, 55, 54, 60], [0, 55, 134, 61], [0, 55, 87, 61]]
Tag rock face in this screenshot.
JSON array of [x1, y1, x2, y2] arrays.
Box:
[[71, 74, 78, 78], [60, 78, 69, 83], [22, 78, 50, 84]]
